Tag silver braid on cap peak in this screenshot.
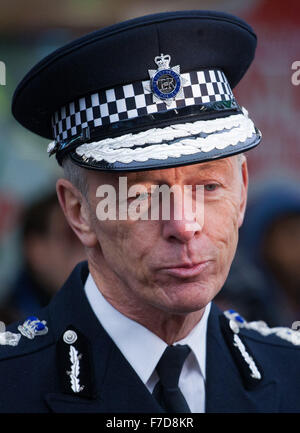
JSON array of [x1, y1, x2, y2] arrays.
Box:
[[74, 108, 256, 164]]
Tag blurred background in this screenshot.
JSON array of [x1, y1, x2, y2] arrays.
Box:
[[0, 0, 299, 326]]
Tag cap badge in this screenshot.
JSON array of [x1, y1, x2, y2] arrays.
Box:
[[148, 53, 186, 105], [17, 316, 48, 339]]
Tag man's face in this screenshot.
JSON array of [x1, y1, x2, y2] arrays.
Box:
[[84, 156, 247, 314]]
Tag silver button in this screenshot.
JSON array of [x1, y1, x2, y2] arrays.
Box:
[[63, 329, 77, 345]]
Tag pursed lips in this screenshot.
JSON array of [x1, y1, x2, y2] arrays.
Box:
[[158, 260, 211, 278]]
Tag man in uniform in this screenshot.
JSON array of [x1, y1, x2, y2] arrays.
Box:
[[1, 10, 300, 413]]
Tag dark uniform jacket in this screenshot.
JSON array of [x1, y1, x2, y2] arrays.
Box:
[[0, 261, 300, 413]]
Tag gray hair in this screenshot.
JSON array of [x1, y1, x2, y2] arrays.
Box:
[[237, 152, 246, 165], [62, 156, 88, 197]]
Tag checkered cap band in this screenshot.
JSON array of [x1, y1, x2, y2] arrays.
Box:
[[52, 69, 234, 143]]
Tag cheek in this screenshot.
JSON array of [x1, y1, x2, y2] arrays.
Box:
[[95, 219, 160, 276], [204, 195, 240, 258]]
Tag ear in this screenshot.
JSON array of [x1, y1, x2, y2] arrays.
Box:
[[237, 158, 249, 228], [56, 178, 98, 248]]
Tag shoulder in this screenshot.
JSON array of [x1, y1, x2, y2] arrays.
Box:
[[0, 261, 90, 362], [0, 308, 55, 362], [214, 308, 300, 393], [223, 309, 300, 351], [0, 308, 58, 411], [221, 308, 300, 382]]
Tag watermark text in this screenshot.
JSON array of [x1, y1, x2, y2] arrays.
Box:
[[95, 178, 205, 232], [0, 61, 6, 86], [291, 61, 300, 86]]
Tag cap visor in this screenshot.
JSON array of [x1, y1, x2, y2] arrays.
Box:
[[69, 109, 261, 172]]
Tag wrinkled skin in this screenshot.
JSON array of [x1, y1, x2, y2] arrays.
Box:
[[57, 156, 248, 343]]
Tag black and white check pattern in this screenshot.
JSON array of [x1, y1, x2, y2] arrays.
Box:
[[52, 69, 234, 142]]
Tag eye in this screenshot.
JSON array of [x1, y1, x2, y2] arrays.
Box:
[[128, 191, 149, 201], [136, 192, 149, 201], [204, 183, 220, 192]]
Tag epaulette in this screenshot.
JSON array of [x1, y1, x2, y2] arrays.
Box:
[[224, 309, 300, 346], [220, 309, 300, 390], [0, 316, 48, 348], [0, 316, 95, 398]]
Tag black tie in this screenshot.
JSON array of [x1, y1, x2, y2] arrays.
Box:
[[153, 344, 191, 413]]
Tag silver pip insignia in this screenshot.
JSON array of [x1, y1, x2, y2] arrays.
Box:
[[0, 331, 21, 346]]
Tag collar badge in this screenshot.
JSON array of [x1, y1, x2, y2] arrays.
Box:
[[63, 329, 85, 393]]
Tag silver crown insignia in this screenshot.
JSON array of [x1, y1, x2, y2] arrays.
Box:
[[18, 316, 48, 340], [154, 53, 171, 70]]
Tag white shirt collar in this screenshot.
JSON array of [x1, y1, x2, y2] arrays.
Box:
[[84, 273, 211, 385]]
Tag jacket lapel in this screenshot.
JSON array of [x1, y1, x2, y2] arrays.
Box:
[[205, 303, 279, 413], [95, 343, 164, 413]]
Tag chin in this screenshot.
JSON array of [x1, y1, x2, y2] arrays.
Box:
[[153, 280, 217, 315]]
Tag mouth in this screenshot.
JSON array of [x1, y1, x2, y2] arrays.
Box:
[[158, 261, 211, 278]]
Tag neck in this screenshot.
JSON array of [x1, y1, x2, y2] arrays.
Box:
[[88, 260, 205, 345]]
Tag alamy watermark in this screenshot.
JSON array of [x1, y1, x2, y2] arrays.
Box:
[[291, 61, 300, 86], [0, 321, 5, 332], [95, 178, 205, 231], [291, 321, 300, 331], [0, 61, 6, 86]]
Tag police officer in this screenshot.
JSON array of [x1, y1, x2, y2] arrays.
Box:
[[1, 10, 300, 413]]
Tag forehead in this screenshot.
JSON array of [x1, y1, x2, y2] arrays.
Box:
[[87, 156, 238, 186]]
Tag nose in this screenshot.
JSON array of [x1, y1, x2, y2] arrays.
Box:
[[161, 185, 203, 243], [162, 218, 202, 243]]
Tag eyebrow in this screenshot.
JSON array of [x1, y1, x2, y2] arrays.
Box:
[[196, 160, 230, 170], [122, 159, 233, 186], [124, 171, 162, 184]]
